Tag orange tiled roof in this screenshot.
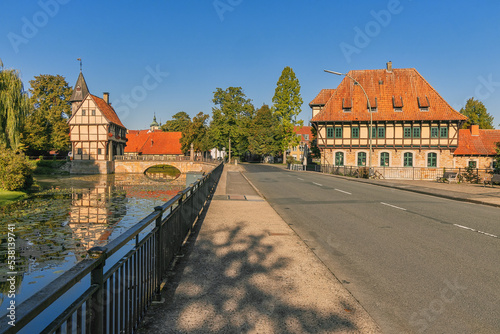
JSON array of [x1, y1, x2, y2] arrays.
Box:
[[311, 68, 468, 123], [309, 89, 335, 106], [125, 130, 183, 155], [454, 128, 500, 155], [294, 125, 313, 141], [91, 94, 126, 128]]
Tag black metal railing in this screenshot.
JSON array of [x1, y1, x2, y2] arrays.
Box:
[[1, 163, 223, 334]]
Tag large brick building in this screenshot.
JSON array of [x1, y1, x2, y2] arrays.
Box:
[[310, 62, 499, 170]]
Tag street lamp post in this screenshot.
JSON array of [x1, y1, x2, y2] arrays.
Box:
[[324, 69, 373, 176]]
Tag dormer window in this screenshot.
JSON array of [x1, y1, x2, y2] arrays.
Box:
[[418, 96, 430, 111], [342, 98, 352, 112], [393, 96, 403, 112], [367, 97, 377, 112]]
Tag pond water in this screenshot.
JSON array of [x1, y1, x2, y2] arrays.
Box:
[[0, 173, 185, 323]]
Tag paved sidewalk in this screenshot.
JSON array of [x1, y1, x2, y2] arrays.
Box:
[[138, 164, 382, 333]]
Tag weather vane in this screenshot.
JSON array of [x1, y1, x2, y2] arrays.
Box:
[[77, 58, 82, 72]]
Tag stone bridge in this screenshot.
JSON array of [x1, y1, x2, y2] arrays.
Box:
[[114, 158, 217, 174]]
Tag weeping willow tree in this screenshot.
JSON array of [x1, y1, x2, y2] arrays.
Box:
[[0, 59, 29, 150]]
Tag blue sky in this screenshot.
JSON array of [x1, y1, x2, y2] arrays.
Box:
[[1, 0, 499, 129]]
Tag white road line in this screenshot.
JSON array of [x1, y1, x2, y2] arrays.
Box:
[[380, 202, 407, 211], [297, 178, 304, 181], [453, 224, 498, 239], [335, 189, 352, 195], [313, 182, 322, 186]]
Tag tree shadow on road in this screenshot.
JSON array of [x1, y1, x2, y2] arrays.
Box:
[[138, 202, 366, 334]]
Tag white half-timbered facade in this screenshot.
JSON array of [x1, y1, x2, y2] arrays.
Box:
[[68, 72, 127, 162]]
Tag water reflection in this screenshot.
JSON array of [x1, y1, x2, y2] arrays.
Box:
[[0, 173, 184, 310]]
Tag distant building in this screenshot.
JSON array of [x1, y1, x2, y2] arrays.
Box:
[[125, 116, 183, 157], [150, 113, 160, 131], [288, 126, 313, 163], [454, 125, 500, 169]]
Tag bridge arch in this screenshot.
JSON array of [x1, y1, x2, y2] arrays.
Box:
[[114, 160, 215, 174]]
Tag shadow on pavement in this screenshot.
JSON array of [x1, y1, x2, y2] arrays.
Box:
[[138, 206, 359, 333]]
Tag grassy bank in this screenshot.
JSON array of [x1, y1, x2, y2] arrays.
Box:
[[0, 189, 28, 206]]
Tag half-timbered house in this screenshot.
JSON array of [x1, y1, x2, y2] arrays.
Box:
[[310, 62, 469, 168], [68, 71, 127, 173]]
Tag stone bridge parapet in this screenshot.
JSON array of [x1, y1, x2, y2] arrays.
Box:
[[114, 159, 216, 174]]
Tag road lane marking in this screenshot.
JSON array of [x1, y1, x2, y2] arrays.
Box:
[[297, 178, 304, 181], [380, 202, 407, 211], [313, 182, 322, 186], [335, 189, 352, 195], [453, 224, 498, 239]]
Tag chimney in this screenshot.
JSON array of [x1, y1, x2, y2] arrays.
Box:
[[470, 124, 479, 136], [103, 92, 109, 104], [386, 61, 392, 72]]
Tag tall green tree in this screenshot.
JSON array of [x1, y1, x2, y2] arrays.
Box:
[[210, 87, 254, 158], [24, 74, 72, 155], [0, 61, 29, 150], [180, 112, 210, 155], [248, 104, 280, 157], [161, 111, 191, 133], [460, 97, 494, 129], [272, 66, 303, 161]]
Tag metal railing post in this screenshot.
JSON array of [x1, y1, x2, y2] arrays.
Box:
[[88, 247, 106, 334], [153, 206, 163, 301]]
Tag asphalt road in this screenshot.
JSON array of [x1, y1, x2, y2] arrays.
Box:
[[242, 164, 500, 334]]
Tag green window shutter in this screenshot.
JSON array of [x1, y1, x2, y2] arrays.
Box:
[[427, 152, 437, 167], [327, 127, 334, 138], [440, 127, 448, 138], [357, 152, 366, 166], [352, 127, 359, 138], [404, 127, 411, 138], [380, 152, 389, 166], [378, 127, 385, 138], [413, 127, 421, 138], [404, 152, 413, 167], [431, 127, 439, 138], [335, 127, 343, 138], [335, 152, 344, 166], [371, 127, 377, 139]]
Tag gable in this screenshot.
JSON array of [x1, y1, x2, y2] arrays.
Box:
[[68, 95, 109, 125]]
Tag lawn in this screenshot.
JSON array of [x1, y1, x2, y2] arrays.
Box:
[[0, 189, 28, 206]]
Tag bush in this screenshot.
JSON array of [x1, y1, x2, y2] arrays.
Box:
[[0, 147, 34, 191], [463, 166, 479, 183]]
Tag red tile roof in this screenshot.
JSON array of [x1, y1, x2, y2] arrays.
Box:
[[311, 68, 468, 123], [309, 89, 335, 106], [294, 125, 313, 142], [125, 130, 183, 155], [454, 128, 500, 156], [91, 94, 126, 128]]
